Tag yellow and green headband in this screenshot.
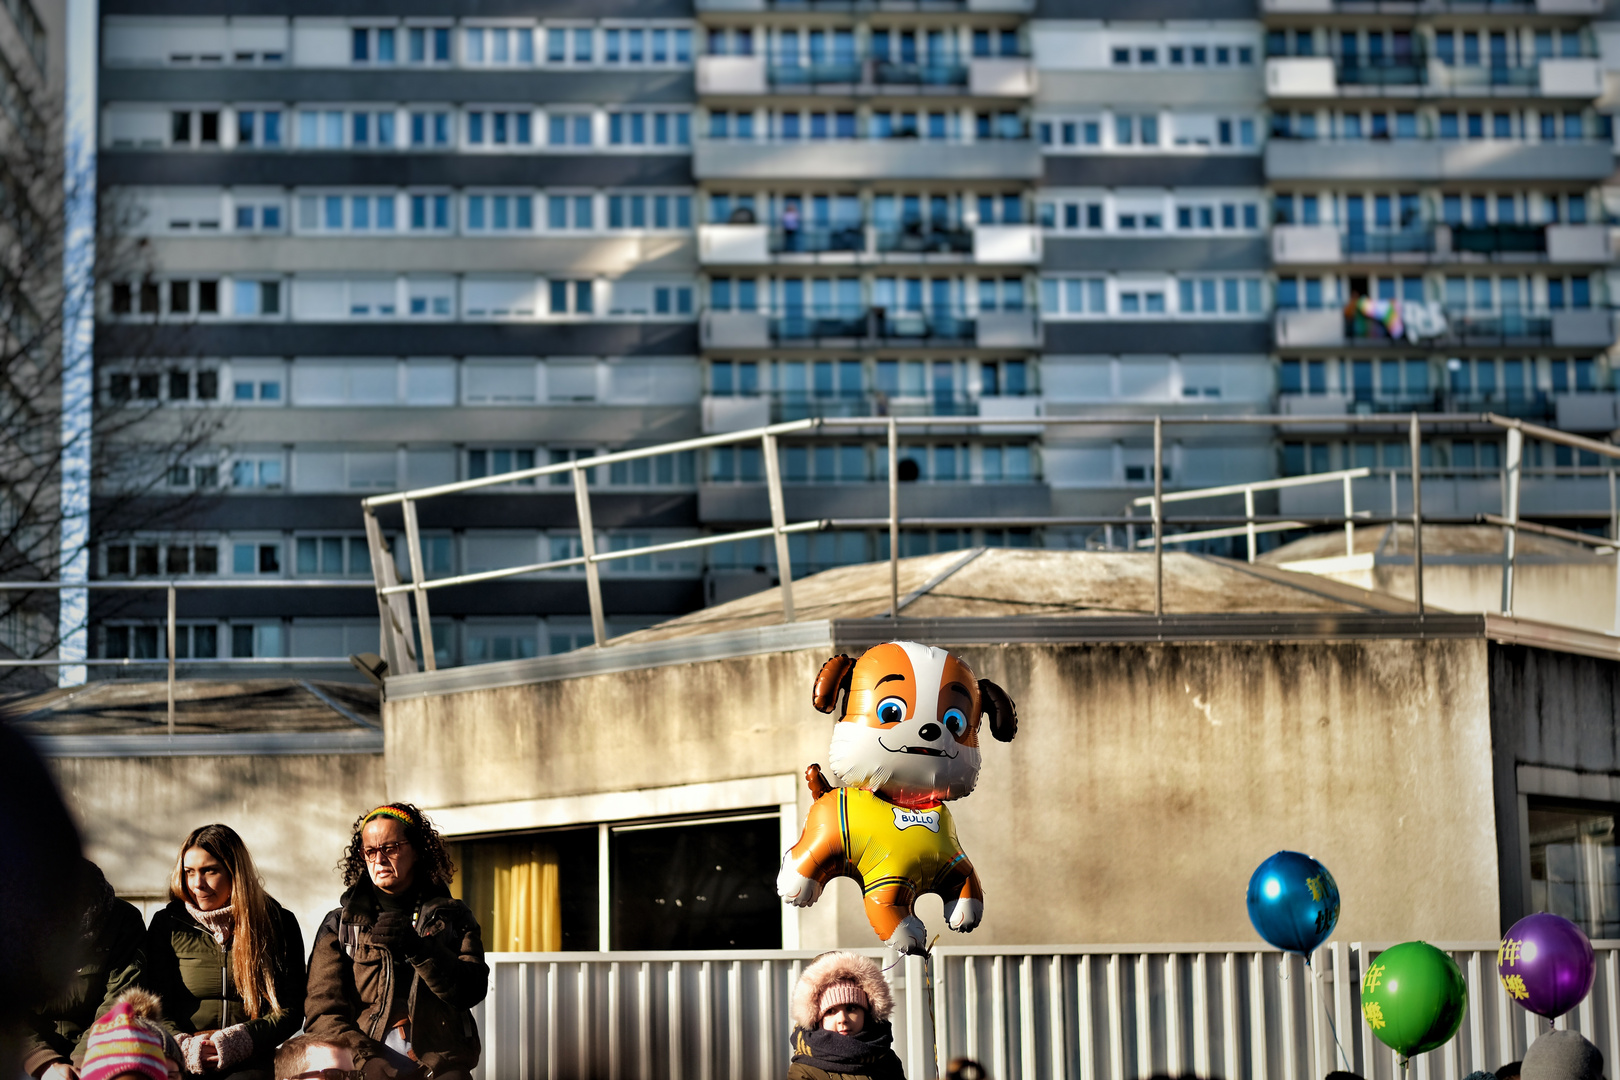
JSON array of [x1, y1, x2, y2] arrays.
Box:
[[364, 805, 414, 827]]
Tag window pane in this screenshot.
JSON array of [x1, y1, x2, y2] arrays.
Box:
[[1530, 803, 1620, 939]]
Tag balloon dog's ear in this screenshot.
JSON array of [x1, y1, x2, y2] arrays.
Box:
[[979, 679, 1018, 743], [813, 654, 855, 715]]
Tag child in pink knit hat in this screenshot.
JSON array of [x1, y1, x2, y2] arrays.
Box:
[[80, 991, 182, 1080], [786, 952, 904, 1080]]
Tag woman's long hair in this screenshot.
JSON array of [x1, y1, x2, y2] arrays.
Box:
[[168, 824, 282, 1018]]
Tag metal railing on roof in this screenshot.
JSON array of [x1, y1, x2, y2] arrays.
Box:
[[0, 579, 374, 733], [359, 412, 1620, 678]]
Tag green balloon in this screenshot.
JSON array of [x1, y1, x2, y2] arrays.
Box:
[[1360, 941, 1468, 1058]]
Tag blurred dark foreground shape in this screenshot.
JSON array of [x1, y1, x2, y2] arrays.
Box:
[[0, 721, 91, 1072]]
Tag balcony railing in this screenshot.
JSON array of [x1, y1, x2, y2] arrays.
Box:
[[768, 57, 863, 85], [1342, 227, 1434, 255], [1275, 222, 1607, 264], [875, 223, 973, 254], [874, 58, 969, 85], [1451, 223, 1544, 255], [771, 224, 866, 253], [1337, 53, 1427, 85], [1441, 61, 1539, 88], [773, 306, 982, 343], [1346, 307, 1574, 346]]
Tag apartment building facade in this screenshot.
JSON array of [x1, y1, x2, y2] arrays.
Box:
[[90, 0, 1617, 669]]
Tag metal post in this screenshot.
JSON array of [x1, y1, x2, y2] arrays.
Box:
[[1501, 426, 1522, 616], [888, 418, 899, 619], [1244, 488, 1257, 564], [1342, 473, 1355, 558], [1153, 416, 1164, 617], [400, 499, 437, 672], [166, 584, 176, 736], [1410, 413, 1425, 616], [1611, 462, 1619, 636], [363, 505, 416, 676], [572, 467, 607, 647], [761, 433, 795, 623]]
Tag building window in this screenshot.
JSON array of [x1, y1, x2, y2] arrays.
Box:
[[607, 110, 690, 147], [295, 536, 372, 576], [550, 279, 595, 315], [407, 27, 453, 64], [1530, 801, 1620, 938], [608, 813, 783, 949], [451, 829, 599, 950]]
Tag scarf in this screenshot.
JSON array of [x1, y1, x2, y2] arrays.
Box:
[[185, 901, 235, 946], [789, 1020, 906, 1079]]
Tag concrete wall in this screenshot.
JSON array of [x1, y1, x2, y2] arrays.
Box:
[[48, 752, 386, 946], [1317, 563, 1617, 635], [387, 637, 1502, 947]]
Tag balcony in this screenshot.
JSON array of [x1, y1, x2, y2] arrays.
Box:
[[1272, 222, 1610, 265], [1265, 138, 1613, 182], [695, 222, 1041, 265], [695, 0, 1035, 11], [1272, 224, 1342, 264], [1261, 0, 1599, 11], [697, 55, 767, 95], [1275, 309, 1345, 348], [1546, 224, 1610, 263], [699, 53, 1035, 97], [694, 137, 1043, 181], [699, 307, 1041, 349], [1339, 307, 1613, 348], [1436, 58, 1602, 97], [1265, 57, 1336, 97]]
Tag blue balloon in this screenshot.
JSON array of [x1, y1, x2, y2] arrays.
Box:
[[1246, 850, 1340, 957]]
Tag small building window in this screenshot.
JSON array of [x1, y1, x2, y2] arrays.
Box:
[[1529, 800, 1620, 938]]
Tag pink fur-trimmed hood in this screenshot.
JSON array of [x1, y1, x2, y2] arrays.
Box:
[[790, 951, 895, 1030]]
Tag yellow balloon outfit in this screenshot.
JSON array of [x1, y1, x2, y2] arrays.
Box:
[[785, 785, 980, 942]]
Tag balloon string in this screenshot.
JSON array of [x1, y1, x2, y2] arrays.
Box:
[[1312, 957, 1354, 1073]]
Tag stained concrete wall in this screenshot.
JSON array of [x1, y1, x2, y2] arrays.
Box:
[[47, 752, 386, 946], [387, 638, 1502, 947]]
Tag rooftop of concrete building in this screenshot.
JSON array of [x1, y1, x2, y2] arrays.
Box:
[[2, 678, 382, 754], [1260, 523, 1608, 566], [612, 548, 1419, 646]]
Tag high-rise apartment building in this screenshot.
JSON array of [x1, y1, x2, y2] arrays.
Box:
[[1266, 0, 1616, 504], [91, 0, 1617, 670]]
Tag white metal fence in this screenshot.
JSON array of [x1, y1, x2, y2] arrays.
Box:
[[470, 942, 1620, 1080]]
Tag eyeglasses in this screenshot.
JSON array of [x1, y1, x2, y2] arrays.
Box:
[[362, 841, 409, 863], [288, 1070, 363, 1080]]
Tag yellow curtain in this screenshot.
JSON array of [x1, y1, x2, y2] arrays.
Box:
[[449, 838, 561, 952]]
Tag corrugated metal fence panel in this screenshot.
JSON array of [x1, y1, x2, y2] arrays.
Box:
[[472, 942, 1620, 1080]]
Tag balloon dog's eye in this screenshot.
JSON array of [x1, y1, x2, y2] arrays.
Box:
[[943, 707, 967, 738], [875, 696, 907, 725]]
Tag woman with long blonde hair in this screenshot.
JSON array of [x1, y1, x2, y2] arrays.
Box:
[[141, 825, 305, 1080]]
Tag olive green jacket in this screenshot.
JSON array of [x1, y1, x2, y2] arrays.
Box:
[[18, 898, 147, 1076], [141, 898, 306, 1064]]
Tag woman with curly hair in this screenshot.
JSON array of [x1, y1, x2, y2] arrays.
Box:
[[304, 804, 487, 1080], [141, 825, 305, 1080]]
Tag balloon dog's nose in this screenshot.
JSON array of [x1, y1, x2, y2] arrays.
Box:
[[917, 723, 942, 742]]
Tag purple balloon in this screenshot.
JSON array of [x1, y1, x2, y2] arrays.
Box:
[[1498, 913, 1596, 1019]]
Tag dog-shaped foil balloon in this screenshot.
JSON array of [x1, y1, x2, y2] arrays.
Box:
[[777, 641, 1018, 954]]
